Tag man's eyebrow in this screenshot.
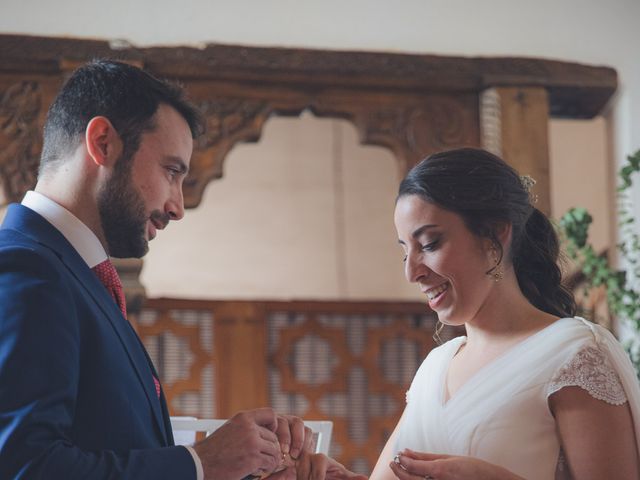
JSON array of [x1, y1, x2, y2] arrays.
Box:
[[165, 156, 189, 175], [398, 224, 439, 245]]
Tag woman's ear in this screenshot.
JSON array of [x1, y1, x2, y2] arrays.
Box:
[[482, 222, 513, 258], [495, 222, 513, 250], [85, 116, 123, 168]]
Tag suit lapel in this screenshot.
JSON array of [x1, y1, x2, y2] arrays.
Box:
[[73, 265, 169, 444], [1, 204, 169, 444]]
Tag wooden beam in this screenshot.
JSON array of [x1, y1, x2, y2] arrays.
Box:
[[0, 34, 617, 118], [481, 87, 551, 215], [213, 303, 269, 416]]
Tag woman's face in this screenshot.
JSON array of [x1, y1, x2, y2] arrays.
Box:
[[394, 195, 497, 326]]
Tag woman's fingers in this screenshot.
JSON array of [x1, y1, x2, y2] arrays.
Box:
[[390, 458, 439, 479], [400, 449, 451, 461], [391, 452, 446, 480]]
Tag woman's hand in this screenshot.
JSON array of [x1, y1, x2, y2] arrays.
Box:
[[268, 451, 368, 480], [389, 449, 523, 480]]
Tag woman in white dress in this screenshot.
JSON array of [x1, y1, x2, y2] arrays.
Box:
[[371, 148, 640, 480]]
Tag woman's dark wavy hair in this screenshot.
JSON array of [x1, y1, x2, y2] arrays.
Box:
[[398, 147, 576, 318]]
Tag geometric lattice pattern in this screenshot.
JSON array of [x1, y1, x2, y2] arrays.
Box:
[[138, 306, 217, 419], [267, 307, 460, 474]]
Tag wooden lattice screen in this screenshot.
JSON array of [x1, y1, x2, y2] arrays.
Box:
[[137, 298, 462, 474]]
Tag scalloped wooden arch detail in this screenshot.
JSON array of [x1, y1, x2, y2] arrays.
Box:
[[185, 92, 479, 207]]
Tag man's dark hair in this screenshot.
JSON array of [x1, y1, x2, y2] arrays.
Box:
[[39, 59, 204, 175]]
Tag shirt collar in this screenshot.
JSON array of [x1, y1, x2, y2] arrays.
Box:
[[21, 191, 108, 268]]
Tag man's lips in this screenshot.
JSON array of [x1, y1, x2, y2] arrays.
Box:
[[148, 222, 157, 240], [148, 212, 170, 240]]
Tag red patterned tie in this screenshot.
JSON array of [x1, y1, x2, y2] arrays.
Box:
[[92, 259, 127, 318], [92, 259, 161, 399]]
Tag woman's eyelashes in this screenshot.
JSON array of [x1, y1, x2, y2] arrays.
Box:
[[401, 237, 441, 262], [420, 238, 440, 252]]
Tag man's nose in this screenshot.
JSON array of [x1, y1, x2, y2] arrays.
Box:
[[166, 186, 185, 221]]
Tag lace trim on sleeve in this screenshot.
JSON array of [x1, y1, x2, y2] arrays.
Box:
[[547, 344, 628, 405]]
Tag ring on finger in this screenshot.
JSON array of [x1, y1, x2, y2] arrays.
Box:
[[393, 454, 407, 471]]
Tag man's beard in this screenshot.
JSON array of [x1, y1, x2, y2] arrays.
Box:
[[97, 157, 164, 259]]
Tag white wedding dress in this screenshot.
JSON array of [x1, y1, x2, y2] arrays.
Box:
[[395, 317, 640, 479]]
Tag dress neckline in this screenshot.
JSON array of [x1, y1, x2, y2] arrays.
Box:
[[441, 317, 571, 407]]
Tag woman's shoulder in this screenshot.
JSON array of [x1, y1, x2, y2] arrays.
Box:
[[546, 317, 634, 406], [551, 316, 620, 346], [544, 316, 602, 343], [424, 335, 467, 362]]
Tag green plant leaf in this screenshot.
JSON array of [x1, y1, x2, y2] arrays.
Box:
[[559, 148, 640, 377]]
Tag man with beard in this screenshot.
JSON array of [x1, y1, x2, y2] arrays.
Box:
[[0, 60, 362, 480]]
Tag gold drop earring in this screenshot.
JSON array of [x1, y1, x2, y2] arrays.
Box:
[[486, 247, 504, 282]]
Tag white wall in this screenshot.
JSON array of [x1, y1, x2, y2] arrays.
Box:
[[142, 113, 416, 300]]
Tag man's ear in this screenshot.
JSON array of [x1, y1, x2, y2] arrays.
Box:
[[85, 116, 122, 168]]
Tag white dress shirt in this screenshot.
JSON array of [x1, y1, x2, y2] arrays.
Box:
[[21, 191, 204, 480], [22, 190, 108, 268]]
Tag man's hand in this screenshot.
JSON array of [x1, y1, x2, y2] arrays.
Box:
[[192, 408, 281, 479], [275, 414, 314, 459]]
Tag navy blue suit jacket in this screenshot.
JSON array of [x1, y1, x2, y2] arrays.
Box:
[[0, 204, 195, 479]]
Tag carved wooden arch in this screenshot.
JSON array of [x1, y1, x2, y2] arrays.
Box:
[[187, 89, 479, 204], [1, 34, 617, 214]]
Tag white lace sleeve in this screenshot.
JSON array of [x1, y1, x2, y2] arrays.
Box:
[[547, 344, 628, 405]]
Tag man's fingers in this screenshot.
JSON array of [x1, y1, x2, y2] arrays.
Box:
[[253, 453, 279, 477], [247, 407, 278, 432], [283, 415, 306, 458], [257, 432, 281, 460], [258, 425, 279, 445], [275, 416, 292, 455]]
